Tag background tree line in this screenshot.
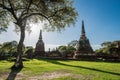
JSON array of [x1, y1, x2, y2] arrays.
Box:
[[95, 40, 120, 57], [0, 40, 34, 60], [0, 40, 120, 61]]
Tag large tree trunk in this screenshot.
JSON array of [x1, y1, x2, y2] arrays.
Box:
[[12, 26, 25, 69]]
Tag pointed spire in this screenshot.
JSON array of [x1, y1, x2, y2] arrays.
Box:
[[80, 20, 86, 40], [81, 20, 85, 35], [39, 29, 42, 40]]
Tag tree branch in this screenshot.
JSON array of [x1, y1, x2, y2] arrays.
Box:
[[48, 8, 65, 18], [26, 0, 32, 13], [0, 3, 11, 11], [19, 0, 32, 20], [7, 0, 18, 20], [22, 12, 50, 22]]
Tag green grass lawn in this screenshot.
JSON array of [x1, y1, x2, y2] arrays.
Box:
[[0, 58, 120, 80]]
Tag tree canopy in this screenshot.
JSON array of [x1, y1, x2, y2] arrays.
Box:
[[95, 40, 120, 54], [0, 41, 18, 58], [0, 0, 78, 32], [68, 40, 78, 48]]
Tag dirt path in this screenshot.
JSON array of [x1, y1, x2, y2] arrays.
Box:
[[28, 71, 74, 80], [0, 70, 93, 80]]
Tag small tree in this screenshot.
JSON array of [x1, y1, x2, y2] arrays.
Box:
[[0, 0, 78, 68], [0, 41, 18, 57], [96, 40, 120, 54], [68, 40, 78, 48], [24, 46, 34, 58], [101, 42, 111, 47], [58, 45, 76, 57]]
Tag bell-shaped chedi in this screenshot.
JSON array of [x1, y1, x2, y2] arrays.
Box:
[[35, 30, 45, 56], [74, 20, 93, 58]]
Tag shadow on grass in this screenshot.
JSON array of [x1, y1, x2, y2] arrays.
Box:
[[37, 58, 120, 76], [6, 67, 22, 80]]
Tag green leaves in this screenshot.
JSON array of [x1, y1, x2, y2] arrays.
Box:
[[96, 40, 120, 54], [58, 45, 76, 53], [0, 0, 78, 32]]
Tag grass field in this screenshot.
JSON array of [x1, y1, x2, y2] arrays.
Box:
[[0, 58, 120, 80]]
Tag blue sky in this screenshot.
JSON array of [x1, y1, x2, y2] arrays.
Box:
[[0, 0, 120, 51]]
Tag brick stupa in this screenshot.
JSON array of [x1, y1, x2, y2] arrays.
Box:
[[74, 20, 93, 58], [35, 30, 45, 56]]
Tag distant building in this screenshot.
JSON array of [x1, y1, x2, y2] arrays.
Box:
[[35, 30, 45, 56], [74, 20, 93, 58]]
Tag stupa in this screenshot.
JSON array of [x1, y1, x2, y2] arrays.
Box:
[[74, 20, 93, 58], [35, 30, 45, 56]]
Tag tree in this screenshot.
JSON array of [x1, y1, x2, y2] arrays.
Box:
[[101, 41, 112, 47], [24, 46, 34, 58], [96, 40, 120, 54], [68, 40, 78, 48], [67, 45, 76, 53], [58, 45, 76, 57], [0, 0, 78, 68], [58, 46, 67, 53], [0, 41, 18, 57]]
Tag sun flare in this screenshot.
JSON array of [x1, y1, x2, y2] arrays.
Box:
[[30, 22, 44, 31]]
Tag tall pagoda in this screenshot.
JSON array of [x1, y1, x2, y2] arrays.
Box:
[[35, 30, 45, 56], [74, 20, 93, 58]]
